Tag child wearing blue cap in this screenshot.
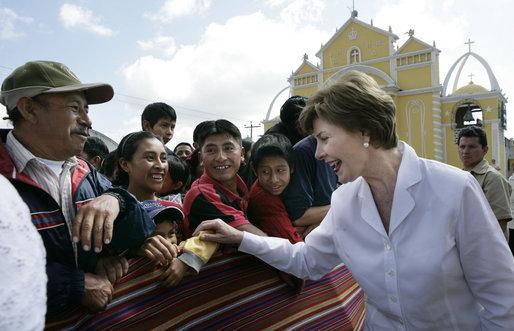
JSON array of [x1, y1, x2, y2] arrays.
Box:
[[115, 131, 218, 287], [141, 200, 184, 245]]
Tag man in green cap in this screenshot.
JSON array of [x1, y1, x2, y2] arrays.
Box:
[[0, 61, 158, 317]]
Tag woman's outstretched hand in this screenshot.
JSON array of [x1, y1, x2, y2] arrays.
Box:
[[193, 218, 245, 245]]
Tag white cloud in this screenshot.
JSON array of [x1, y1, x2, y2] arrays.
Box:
[[138, 36, 177, 56], [373, 0, 468, 86], [145, 0, 211, 23], [122, 11, 329, 137], [372, 0, 512, 92], [374, 0, 467, 50], [265, 0, 289, 6], [59, 3, 114, 36], [0, 8, 33, 40], [277, 0, 325, 25]]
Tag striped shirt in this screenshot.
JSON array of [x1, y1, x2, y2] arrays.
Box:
[[5, 131, 79, 264]]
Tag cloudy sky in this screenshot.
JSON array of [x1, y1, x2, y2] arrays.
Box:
[[1, 0, 513, 149]]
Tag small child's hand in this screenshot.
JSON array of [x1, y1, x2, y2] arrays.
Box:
[[159, 259, 188, 288], [138, 235, 179, 266]]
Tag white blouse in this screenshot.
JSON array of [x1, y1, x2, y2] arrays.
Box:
[[240, 142, 514, 330], [0, 174, 47, 330]]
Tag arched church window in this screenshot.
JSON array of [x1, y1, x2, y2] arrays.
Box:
[[455, 102, 483, 128], [347, 47, 361, 64]]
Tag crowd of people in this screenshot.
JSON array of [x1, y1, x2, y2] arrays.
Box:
[[1, 60, 513, 329]]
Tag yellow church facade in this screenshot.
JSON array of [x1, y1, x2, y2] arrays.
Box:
[[264, 12, 509, 175]]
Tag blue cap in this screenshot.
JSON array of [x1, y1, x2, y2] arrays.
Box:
[[141, 200, 184, 220]]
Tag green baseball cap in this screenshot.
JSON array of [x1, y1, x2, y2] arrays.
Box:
[[0, 60, 114, 110]]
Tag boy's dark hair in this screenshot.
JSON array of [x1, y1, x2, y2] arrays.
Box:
[[173, 142, 193, 153], [250, 133, 295, 170], [197, 119, 242, 149], [83, 136, 109, 160], [141, 102, 177, 129], [113, 131, 164, 187], [99, 150, 117, 180], [280, 95, 307, 125], [457, 126, 488, 147], [187, 148, 201, 174], [242, 138, 253, 156], [192, 121, 210, 144], [167, 154, 190, 192]]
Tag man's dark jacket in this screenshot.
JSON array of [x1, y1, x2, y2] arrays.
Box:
[[0, 134, 155, 316]]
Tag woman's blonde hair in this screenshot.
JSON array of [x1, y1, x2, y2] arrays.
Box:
[[299, 70, 398, 149]]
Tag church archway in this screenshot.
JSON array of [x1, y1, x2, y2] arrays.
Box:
[[442, 52, 500, 96], [454, 101, 483, 128], [452, 100, 483, 144]]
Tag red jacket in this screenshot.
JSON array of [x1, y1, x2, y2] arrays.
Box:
[[248, 180, 303, 244]]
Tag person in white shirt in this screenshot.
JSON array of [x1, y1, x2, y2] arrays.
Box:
[[193, 70, 514, 330], [0, 174, 46, 330]]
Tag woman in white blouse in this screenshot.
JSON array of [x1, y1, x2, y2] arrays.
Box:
[[194, 70, 514, 329], [0, 174, 47, 329]]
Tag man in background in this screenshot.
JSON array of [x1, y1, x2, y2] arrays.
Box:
[[458, 126, 512, 234], [78, 136, 109, 170]]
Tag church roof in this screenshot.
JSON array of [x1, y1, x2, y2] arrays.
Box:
[[315, 15, 398, 58], [290, 57, 318, 77], [451, 81, 488, 95], [395, 35, 440, 55]]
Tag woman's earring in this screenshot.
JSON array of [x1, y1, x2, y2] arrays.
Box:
[[363, 142, 369, 148]]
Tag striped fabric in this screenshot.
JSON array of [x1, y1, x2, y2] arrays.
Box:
[[31, 209, 63, 230], [46, 250, 365, 330]]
